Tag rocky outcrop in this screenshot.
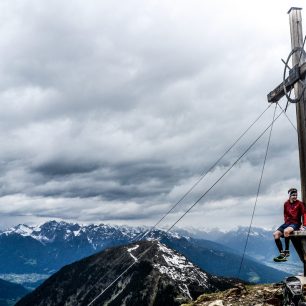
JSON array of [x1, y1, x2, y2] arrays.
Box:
[[181, 283, 283, 306]]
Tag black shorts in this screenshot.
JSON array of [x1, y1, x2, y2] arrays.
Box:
[[277, 223, 300, 233]]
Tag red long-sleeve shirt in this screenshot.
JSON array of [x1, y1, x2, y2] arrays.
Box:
[[284, 199, 304, 225]]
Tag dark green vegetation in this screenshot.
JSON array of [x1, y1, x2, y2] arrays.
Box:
[[0, 278, 29, 306]]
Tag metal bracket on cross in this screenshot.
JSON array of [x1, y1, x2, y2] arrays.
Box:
[[267, 45, 306, 103], [283, 47, 306, 103]]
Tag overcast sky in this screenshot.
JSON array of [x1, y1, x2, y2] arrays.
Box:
[[0, 0, 305, 231]]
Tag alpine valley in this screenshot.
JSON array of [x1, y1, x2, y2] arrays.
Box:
[[0, 221, 294, 297]]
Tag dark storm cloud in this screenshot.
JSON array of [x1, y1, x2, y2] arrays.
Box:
[[33, 160, 99, 176], [29, 159, 185, 200]]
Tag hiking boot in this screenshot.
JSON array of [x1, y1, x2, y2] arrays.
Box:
[[284, 250, 290, 257], [273, 252, 288, 262]]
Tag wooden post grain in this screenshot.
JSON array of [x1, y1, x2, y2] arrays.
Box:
[[288, 8, 306, 206]]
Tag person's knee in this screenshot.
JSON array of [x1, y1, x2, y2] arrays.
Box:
[[273, 231, 281, 239], [284, 228, 293, 237]]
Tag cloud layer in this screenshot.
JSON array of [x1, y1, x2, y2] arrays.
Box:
[[0, 0, 304, 230]]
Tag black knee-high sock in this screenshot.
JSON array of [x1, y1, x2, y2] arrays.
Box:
[[285, 237, 290, 251], [275, 239, 283, 253]]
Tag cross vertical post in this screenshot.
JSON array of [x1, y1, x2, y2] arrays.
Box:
[[268, 7, 306, 279], [287, 7, 306, 277], [288, 7, 306, 205]]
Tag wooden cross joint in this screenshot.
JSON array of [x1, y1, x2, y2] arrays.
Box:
[[267, 61, 306, 103]]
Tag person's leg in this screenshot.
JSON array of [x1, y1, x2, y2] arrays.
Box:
[[284, 237, 290, 257], [285, 237, 290, 250], [273, 226, 287, 262], [275, 238, 283, 253], [273, 229, 283, 253], [283, 224, 299, 257], [285, 237, 290, 249]]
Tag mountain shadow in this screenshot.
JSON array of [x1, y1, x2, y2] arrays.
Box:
[[16, 240, 239, 306]]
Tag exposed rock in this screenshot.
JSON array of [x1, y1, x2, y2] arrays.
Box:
[[181, 284, 283, 306]]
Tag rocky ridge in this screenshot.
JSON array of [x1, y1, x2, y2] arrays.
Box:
[[181, 283, 283, 306], [16, 240, 237, 306]]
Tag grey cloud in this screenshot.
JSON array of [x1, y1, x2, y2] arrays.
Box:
[[29, 160, 182, 200], [33, 160, 100, 177], [0, 0, 302, 229]]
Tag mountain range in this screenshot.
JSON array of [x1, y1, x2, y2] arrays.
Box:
[[16, 240, 239, 306], [0, 220, 292, 291]]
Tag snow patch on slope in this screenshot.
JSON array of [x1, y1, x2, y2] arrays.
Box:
[[153, 242, 210, 299], [127, 245, 139, 262], [5, 224, 34, 236]]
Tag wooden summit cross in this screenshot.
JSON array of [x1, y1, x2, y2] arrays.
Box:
[[268, 7, 306, 276]]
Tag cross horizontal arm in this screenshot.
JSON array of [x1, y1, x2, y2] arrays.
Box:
[[267, 61, 306, 103]]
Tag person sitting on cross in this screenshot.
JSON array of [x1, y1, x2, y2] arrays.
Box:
[[273, 188, 304, 262]]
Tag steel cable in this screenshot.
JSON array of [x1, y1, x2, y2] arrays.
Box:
[[86, 107, 283, 306], [237, 103, 277, 278], [134, 104, 272, 242]]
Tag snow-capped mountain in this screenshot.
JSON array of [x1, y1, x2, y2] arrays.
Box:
[[16, 240, 237, 306], [2, 220, 144, 249], [0, 220, 290, 289]]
